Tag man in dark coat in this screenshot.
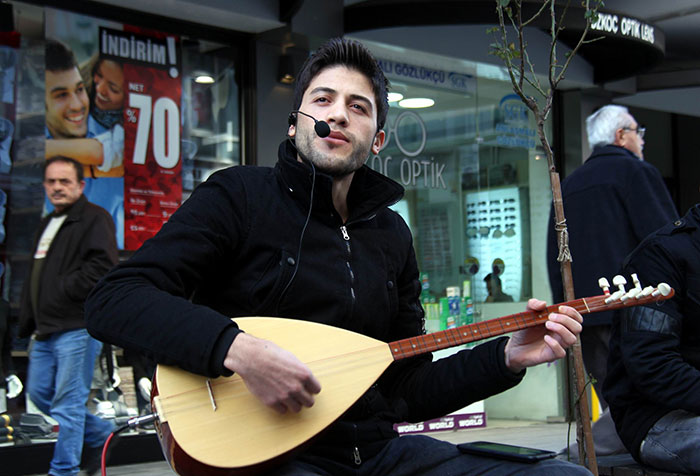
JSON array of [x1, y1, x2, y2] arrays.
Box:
[[547, 104, 677, 455], [19, 156, 118, 476], [87, 38, 589, 476], [604, 204, 700, 473]]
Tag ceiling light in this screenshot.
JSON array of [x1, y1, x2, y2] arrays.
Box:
[[278, 54, 296, 84], [194, 74, 215, 84], [398, 98, 434, 108], [388, 92, 404, 102]]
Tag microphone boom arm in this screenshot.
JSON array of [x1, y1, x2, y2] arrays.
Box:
[[289, 110, 331, 138]]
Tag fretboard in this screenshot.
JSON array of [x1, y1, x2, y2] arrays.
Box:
[[388, 290, 670, 360]]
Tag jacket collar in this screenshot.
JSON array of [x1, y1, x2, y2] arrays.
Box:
[[50, 194, 88, 223], [275, 140, 404, 223], [589, 144, 641, 161], [688, 204, 700, 228]]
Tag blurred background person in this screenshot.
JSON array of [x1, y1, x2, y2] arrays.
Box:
[[484, 273, 513, 303], [547, 104, 678, 456], [19, 156, 118, 476]]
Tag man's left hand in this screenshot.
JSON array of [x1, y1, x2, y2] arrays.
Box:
[[504, 298, 583, 373]]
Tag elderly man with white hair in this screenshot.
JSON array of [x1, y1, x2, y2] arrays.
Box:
[[547, 104, 678, 456]]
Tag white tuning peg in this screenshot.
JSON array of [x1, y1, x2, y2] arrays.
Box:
[[622, 288, 641, 301], [652, 283, 672, 297], [612, 275, 627, 294], [598, 277, 611, 295], [631, 274, 642, 291], [638, 286, 655, 298], [605, 289, 624, 304]]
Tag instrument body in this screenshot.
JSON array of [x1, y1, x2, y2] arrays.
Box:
[[153, 317, 393, 475], [152, 283, 674, 475]]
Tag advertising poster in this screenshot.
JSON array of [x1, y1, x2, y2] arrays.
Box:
[[45, 9, 182, 250], [0, 32, 20, 266]]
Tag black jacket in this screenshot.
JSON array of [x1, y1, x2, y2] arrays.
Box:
[[547, 145, 677, 326], [86, 141, 523, 461], [604, 205, 700, 461], [19, 194, 118, 338]]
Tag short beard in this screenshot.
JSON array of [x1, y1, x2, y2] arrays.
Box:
[[295, 127, 370, 178]]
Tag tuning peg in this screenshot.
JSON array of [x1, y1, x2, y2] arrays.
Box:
[[612, 275, 627, 294], [605, 289, 624, 304], [598, 277, 611, 295], [652, 283, 672, 297], [631, 274, 642, 291], [638, 286, 655, 298], [622, 288, 641, 301]]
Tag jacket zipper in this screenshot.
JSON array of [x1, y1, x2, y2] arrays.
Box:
[[353, 446, 362, 466], [340, 225, 350, 242], [340, 225, 356, 310], [352, 423, 362, 465]]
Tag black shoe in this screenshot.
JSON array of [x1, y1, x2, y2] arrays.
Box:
[[82, 435, 119, 476], [82, 443, 103, 476]]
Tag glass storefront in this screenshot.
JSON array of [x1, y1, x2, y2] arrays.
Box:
[[360, 39, 563, 420], [1, 5, 568, 454], [1, 0, 243, 440], [362, 40, 553, 306]]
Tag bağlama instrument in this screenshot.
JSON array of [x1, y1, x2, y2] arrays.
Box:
[[150, 275, 673, 476]]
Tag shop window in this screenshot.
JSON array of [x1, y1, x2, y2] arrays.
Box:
[[365, 43, 552, 327], [0, 1, 242, 442], [362, 42, 560, 424], [181, 40, 240, 200]]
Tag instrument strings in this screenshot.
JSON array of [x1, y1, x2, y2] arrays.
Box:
[[157, 291, 657, 418], [157, 347, 391, 417]]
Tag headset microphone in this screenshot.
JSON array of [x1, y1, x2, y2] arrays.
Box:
[[288, 110, 331, 138], [281, 112, 321, 305]]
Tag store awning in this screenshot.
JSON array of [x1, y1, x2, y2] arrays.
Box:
[[345, 0, 665, 84]]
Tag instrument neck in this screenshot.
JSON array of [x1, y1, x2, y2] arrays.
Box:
[[388, 295, 611, 360]]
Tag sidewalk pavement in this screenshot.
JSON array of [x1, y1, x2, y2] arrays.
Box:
[[48, 419, 582, 476]]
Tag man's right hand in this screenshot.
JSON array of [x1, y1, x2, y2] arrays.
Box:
[[223, 332, 321, 414]]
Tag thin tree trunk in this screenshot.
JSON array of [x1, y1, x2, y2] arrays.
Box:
[[550, 171, 598, 475], [492, 1, 602, 470]]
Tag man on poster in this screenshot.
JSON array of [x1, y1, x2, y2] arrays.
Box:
[[44, 39, 124, 248]]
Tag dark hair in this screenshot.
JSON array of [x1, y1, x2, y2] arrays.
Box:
[[292, 38, 389, 131], [46, 39, 78, 73], [87, 56, 123, 103], [45, 156, 84, 182], [483, 273, 502, 285]]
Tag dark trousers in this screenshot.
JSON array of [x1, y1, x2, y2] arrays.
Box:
[[268, 435, 592, 476], [580, 325, 611, 409]]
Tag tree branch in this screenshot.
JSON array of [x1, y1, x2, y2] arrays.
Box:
[[522, 0, 551, 27], [553, 0, 598, 87]]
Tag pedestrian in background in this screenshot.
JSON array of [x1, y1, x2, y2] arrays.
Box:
[[547, 104, 678, 455], [19, 156, 118, 476]]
